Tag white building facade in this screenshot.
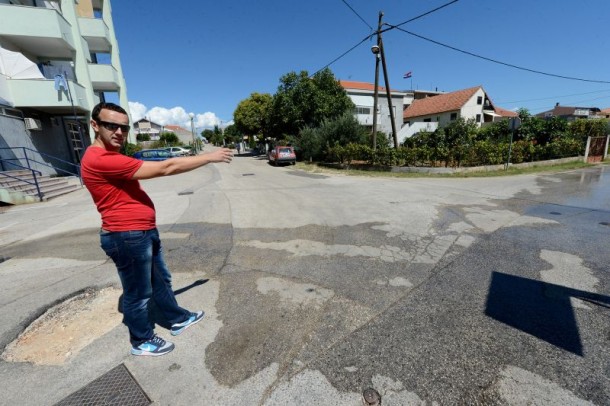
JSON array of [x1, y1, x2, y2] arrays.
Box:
[[0, 0, 130, 175], [340, 80, 406, 140]]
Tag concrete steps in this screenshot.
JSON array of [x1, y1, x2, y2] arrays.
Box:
[[0, 170, 82, 205]]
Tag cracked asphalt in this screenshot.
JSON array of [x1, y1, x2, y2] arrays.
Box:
[[1, 149, 609, 405]]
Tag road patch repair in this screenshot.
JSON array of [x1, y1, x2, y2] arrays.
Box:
[[1, 286, 122, 365]]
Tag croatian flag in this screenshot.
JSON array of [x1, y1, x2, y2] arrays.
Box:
[[403, 71, 412, 79]]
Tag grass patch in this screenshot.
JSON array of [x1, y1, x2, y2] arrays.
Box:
[[295, 160, 598, 178]]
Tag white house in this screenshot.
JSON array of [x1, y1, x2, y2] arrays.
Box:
[[340, 80, 406, 139], [164, 124, 194, 145], [400, 86, 517, 143]]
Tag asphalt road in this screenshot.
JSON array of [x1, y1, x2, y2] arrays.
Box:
[[1, 150, 609, 405]]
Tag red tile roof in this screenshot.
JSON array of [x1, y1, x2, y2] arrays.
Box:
[[494, 106, 518, 117], [601, 108, 610, 114], [165, 125, 189, 132], [403, 86, 481, 119], [340, 80, 392, 93]]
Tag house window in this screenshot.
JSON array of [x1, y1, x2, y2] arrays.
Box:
[[423, 118, 431, 122], [354, 106, 371, 115], [477, 96, 483, 105], [476, 114, 481, 123], [450, 113, 457, 121]]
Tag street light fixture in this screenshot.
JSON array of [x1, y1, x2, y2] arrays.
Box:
[[189, 112, 197, 153]]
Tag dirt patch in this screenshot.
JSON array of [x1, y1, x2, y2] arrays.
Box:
[[1, 287, 122, 365]]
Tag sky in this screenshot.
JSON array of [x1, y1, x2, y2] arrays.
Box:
[[109, 0, 610, 131]]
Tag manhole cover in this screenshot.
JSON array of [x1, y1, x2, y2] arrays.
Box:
[[362, 387, 381, 405], [55, 363, 151, 406]]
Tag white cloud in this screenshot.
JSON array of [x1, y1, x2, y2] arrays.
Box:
[[128, 101, 226, 130], [128, 101, 147, 122]]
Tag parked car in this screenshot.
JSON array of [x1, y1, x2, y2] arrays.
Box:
[[164, 146, 190, 157], [133, 149, 172, 161], [181, 146, 197, 156], [268, 146, 296, 166]]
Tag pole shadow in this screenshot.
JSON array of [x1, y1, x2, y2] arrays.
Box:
[[117, 279, 209, 329], [485, 272, 610, 356]]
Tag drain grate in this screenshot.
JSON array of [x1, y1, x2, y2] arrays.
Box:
[[55, 363, 151, 406]]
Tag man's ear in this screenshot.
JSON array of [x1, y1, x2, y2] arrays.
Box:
[[90, 119, 100, 137]]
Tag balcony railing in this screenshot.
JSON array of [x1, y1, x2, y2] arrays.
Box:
[[7, 78, 89, 112], [0, 5, 75, 58]]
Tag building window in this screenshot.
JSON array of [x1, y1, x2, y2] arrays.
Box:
[[476, 114, 481, 123], [450, 113, 457, 120], [354, 106, 371, 115], [423, 118, 431, 122], [477, 96, 483, 105]]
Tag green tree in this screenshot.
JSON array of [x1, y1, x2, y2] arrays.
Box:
[[234, 93, 272, 138], [204, 128, 224, 146], [159, 132, 179, 145], [267, 68, 354, 140], [295, 113, 368, 161], [223, 124, 244, 145], [569, 118, 609, 140]]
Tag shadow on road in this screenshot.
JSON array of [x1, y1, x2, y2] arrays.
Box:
[[485, 272, 610, 356], [117, 278, 209, 329]]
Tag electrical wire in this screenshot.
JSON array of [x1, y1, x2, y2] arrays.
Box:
[[380, 0, 460, 34], [312, 1, 460, 76], [389, 26, 610, 84], [340, 0, 373, 30], [496, 89, 610, 105], [310, 36, 370, 77]]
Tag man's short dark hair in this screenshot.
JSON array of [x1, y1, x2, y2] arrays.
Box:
[[91, 102, 128, 122]]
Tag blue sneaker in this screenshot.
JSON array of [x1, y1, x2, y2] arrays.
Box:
[[171, 311, 204, 336], [131, 334, 174, 356]]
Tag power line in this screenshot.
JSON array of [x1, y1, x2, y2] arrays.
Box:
[[310, 36, 370, 77], [497, 89, 610, 105], [390, 26, 610, 84], [381, 0, 460, 34], [313, 1, 460, 76], [340, 0, 373, 30]]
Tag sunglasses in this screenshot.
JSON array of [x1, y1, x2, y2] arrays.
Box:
[[96, 120, 131, 133]]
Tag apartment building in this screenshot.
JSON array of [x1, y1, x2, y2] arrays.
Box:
[[0, 0, 130, 175], [339, 80, 406, 138]]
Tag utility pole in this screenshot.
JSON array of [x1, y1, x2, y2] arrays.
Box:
[[377, 13, 399, 149], [371, 12, 383, 151]]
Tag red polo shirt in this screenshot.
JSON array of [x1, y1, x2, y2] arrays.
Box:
[[81, 146, 156, 231]]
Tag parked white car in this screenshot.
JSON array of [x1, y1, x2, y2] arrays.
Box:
[[164, 147, 190, 157]]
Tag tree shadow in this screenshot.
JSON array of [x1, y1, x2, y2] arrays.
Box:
[[117, 279, 209, 329], [485, 272, 610, 356]]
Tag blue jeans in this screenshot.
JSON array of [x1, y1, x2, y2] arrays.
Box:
[[100, 228, 190, 346]]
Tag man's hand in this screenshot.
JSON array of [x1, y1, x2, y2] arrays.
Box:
[[206, 148, 234, 163]]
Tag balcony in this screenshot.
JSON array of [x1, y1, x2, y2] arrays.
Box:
[[0, 5, 75, 58], [88, 64, 120, 91], [7, 78, 90, 113], [79, 17, 111, 53]]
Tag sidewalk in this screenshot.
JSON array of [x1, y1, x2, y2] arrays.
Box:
[[0, 168, 254, 405]]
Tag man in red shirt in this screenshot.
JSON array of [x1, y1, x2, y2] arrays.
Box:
[[81, 102, 233, 356]]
